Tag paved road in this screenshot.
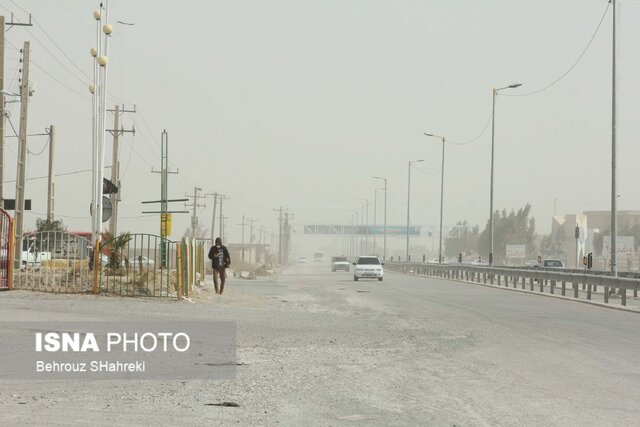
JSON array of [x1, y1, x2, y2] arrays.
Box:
[[1, 263, 639, 426]]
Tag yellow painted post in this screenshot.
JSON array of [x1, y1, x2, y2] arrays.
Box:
[[8, 218, 14, 290], [176, 243, 182, 301], [187, 239, 192, 295], [92, 239, 100, 294]]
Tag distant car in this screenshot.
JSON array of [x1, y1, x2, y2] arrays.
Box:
[[429, 257, 449, 265], [353, 256, 384, 281], [313, 251, 324, 262], [331, 256, 350, 272], [298, 256, 308, 264], [525, 259, 539, 267], [470, 258, 489, 266], [542, 259, 565, 269]]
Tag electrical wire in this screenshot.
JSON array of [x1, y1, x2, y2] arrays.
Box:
[[444, 111, 494, 146], [4, 38, 91, 101], [7, 0, 28, 14], [504, 1, 611, 97], [27, 138, 49, 156], [119, 133, 135, 179], [31, 15, 93, 82], [5, 169, 92, 183], [23, 25, 90, 88], [29, 60, 91, 100], [413, 164, 443, 176]]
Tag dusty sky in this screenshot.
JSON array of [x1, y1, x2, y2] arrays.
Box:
[[2, 0, 639, 247]]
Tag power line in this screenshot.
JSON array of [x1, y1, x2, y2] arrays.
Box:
[[27, 138, 49, 156], [446, 111, 493, 146], [7, 0, 28, 14], [119, 132, 135, 178], [504, 2, 611, 98], [5, 168, 92, 183], [4, 38, 91, 101], [31, 15, 93, 82], [30, 60, 91, 100], [23, 25, 90, 88]]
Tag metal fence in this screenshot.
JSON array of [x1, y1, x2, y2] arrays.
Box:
[[0, 209, 12, 290], [385, 262, 640, 307], [99, 233, 178, 297], [13, 231, 93, 293]]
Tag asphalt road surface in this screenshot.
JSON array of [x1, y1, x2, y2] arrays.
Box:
[[1, 263, 639, 426]]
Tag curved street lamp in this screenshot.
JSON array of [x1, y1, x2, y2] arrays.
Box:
[[406, 159, 426, 262], [372, 175, 387, 260], [489, 83, 522, 265]]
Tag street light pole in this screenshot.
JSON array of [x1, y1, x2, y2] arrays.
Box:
[[610, 0, 617, 276], [373, 176, 387, 261], [358, 197, 369, 255], [489, 83, 522, 266], [373, 187, 384, 256], [406, 159, 425, 262], [425, 132, 447, 264]]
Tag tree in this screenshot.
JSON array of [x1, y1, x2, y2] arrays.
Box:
[[103, 231, 132, 271], [444, 220, 480, 258], [476, 204, 537, 263], [35, 218, 66, 232], [183, 224, 208, 239]]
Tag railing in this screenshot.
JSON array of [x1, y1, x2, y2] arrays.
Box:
[[13, 231, 93, 293], [100, 233, 178, 298], [385, 262, 640, 307]]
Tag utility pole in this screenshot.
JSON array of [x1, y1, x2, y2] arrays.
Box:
[[249, 218, 255, 263], [238, 215, 247, 262], [150, 130, 181, 267], [259, 226, 264, 263], [222, 216, 228, 242], [283, 213, 294, 264], [46, 125, 55, 221], [273, 207, 287, 264], [0, 15, 32, 209], [218, 195, 228, 242], [185, 186, 205, 239], [107, 104, 135, 237], [14, 41, 29, 268], [206, 192, 218, 242]]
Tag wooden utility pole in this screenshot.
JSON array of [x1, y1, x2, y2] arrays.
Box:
[[14, 41, 29, 267], [46, 125, 55, 221]]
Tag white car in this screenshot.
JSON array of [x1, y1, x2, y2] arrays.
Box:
[[331, 256, 350, 272], [353, 256, 384, 281], [298, 256, 308, 264]]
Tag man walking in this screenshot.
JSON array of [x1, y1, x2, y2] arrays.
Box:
[[208, 237, 231, 294]]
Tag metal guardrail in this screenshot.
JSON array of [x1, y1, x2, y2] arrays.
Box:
[[385, 262, 640, 307]]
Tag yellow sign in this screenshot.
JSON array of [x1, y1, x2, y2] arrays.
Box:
[[161, 213, 172, 236]]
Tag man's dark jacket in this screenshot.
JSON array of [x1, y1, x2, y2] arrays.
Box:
[[208, 245, 231, 269]]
